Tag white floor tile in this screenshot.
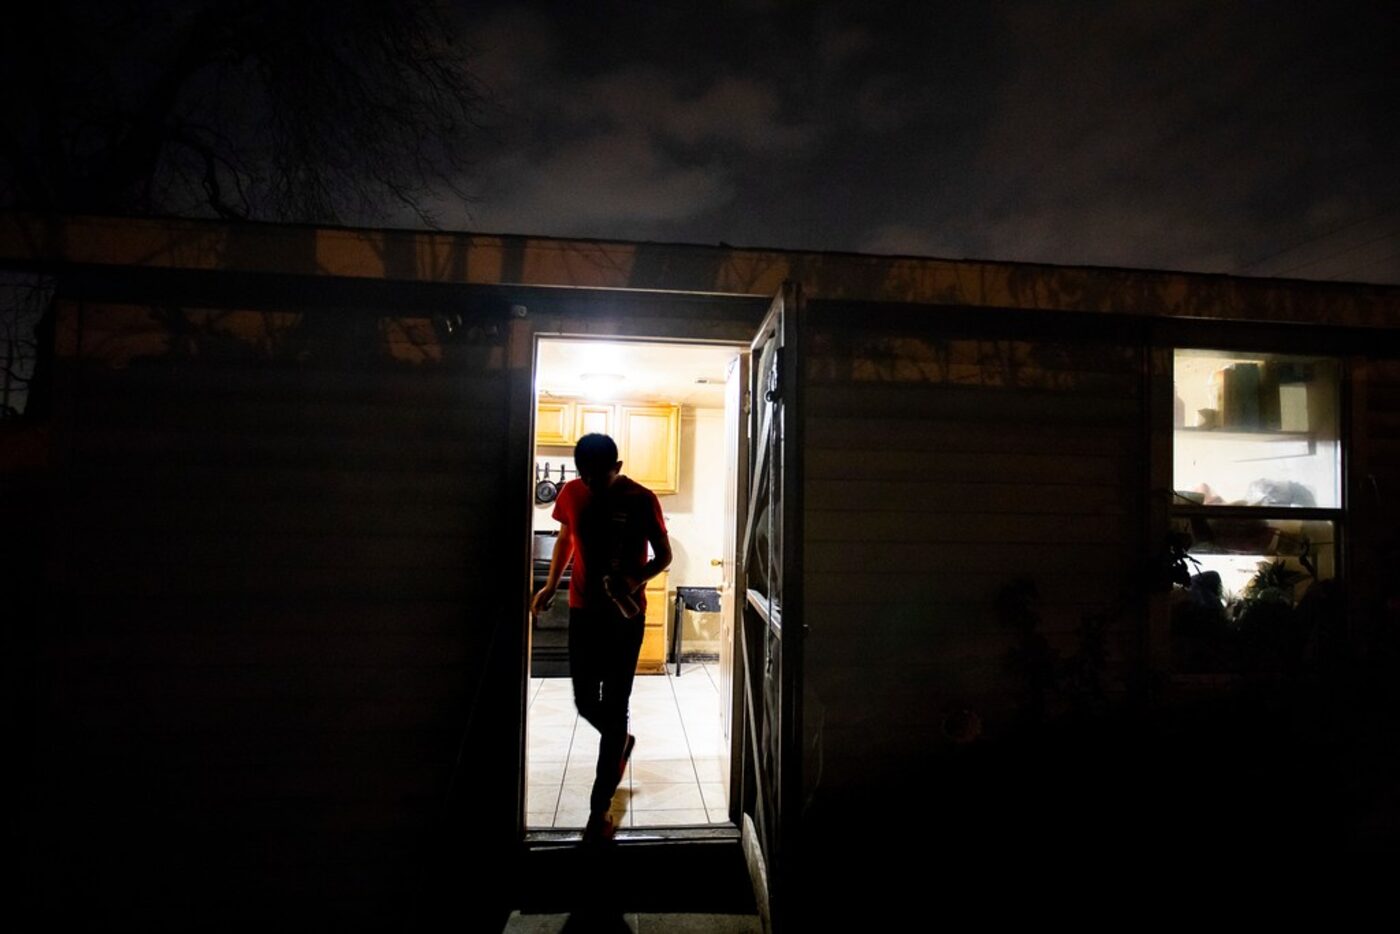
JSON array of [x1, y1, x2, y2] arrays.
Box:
[[684, 728, 722, 748], [698, 782, 727, 812], [681, 727, 722, 750], [673, 691, 719, 709], [526, 782, 562, 813], [529, 744, 573, 765], [631, 781, 704, 810], [632, 730, 688, 750], [672, 672, 716, 688], [529, 711, 578, 731], [529, 695, 579, 716], [563, 757, 604, 784], [528, 760, 567, 786], [630, 758, 696, 784], [631, 741, 692, 761], [676, 705, 719, 724], [631, 808, 711, 827], [525, 811, 555, 829], [570, 725, 603, 747], [691, 758, 726, 783], [526, 726, 574, 756], [567, 748, 604, 772]]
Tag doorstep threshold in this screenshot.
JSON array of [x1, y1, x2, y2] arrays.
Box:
[[524, 824, 741, 849]]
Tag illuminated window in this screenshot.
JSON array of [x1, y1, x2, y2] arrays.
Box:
[[1169, 349, 1343, 672]]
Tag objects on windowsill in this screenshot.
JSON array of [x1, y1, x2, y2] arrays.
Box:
[[1246, 478, 1316, 507]]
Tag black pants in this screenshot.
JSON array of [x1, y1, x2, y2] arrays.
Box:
[[568, 603, 645, 815]]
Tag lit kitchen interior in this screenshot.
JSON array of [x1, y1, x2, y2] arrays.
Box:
[[526, 338, 739, 831]]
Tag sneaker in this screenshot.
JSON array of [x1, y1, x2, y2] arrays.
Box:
[[618, 733, 636, 782], [581, 810, 616, 846]]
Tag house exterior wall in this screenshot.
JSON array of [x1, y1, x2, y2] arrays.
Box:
[[33, 293, 522, 926], [798, 302, 1149, 794], [1350, 357, 1400, 682], [5, 214, 1399, 927], [19, 281, 764, 928]]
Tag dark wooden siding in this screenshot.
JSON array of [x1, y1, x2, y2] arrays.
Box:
[[35, 298, 517, 927], [1351, 357, 1400, 682], [799, 306, 1148, 791]]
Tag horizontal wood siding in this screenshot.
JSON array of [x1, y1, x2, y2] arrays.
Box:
[[36, 299, 513, 925], [801, 309, 1147, 790], [1352, 358, 1400, 676]]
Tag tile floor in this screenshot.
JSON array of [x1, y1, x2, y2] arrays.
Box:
[[526, 661, 729, 830]]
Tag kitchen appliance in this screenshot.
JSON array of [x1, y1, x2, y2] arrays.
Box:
[[531, 529, 571, 677]]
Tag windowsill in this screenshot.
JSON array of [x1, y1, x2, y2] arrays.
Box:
[[1175, 426, 1314, 441]]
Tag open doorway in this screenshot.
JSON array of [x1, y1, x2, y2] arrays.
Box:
[[525, 336, 744, 832]]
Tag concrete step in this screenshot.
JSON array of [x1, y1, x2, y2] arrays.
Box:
[[503, 911, 762, 932]]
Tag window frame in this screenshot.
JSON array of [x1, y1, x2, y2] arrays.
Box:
[[1162, 341, 1349, 676]]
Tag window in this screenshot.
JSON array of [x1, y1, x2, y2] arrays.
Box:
[[1169, 349, 1343, 672]]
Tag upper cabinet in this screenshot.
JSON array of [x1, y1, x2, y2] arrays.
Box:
[[535, 401, 574, 447], [537, 398, 680, 494], [574, 403, 615, 440], [618, 404, 680, 494]]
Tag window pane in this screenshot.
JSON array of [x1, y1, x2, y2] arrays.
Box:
[[1173, 350, 1340, 508], [1170, 517, 1337, 672], [1174, 515, 1335, 597]]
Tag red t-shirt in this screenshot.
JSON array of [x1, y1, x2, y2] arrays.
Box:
[[551, 475, 667, 611]]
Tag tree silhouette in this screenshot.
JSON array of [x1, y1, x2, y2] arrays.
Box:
[[1, 0, 487, 225]]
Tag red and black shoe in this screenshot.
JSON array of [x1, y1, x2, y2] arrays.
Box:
[[581, 810, 616, 846]]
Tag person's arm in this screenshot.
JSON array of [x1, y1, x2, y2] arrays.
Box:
[[531, 523, 573, 618], [618, 499, 671, 594]]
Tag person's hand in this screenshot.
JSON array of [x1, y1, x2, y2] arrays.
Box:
[[604, 574, 640, 597], [531, 585, 557, 619]]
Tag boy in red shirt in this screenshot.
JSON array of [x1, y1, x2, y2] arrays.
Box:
[[531, 433, 672, 843]]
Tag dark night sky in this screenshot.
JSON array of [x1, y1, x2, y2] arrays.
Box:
[[422, 0, 1400, 285]]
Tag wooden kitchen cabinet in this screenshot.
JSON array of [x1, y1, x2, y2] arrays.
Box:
[[535, 400, 575, 446], [574, 402, 614, 440], [637, 570, 670, 674], [538, 400, 681, 496], [618, 404, 680, 493]]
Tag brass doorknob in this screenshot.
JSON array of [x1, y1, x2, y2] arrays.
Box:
[[710, 558, 723, 566]]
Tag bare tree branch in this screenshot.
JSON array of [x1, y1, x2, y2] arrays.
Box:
[[1, 0, 488, 226]]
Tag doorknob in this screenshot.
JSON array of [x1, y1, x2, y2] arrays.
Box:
[[710, 558, 723, 567]]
